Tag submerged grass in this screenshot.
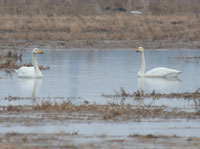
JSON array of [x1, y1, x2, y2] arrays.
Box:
[[173, 56, 200, 64]]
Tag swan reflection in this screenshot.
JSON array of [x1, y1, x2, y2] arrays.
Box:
[[18, 78, 42, 99], [138, 77, 182, 93]]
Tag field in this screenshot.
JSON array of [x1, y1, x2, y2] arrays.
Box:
[[0, 0, 200, 49], [1, 14, 200, 49]]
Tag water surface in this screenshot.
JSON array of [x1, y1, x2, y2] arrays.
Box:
[[1, 48, 200, 103]]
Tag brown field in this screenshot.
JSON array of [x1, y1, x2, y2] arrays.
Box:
[[1, 14, 200, 43], [0, 0, 200, 49]]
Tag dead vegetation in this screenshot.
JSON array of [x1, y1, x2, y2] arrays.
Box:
[[0, 101, 199, 120], [0, 132, 198, 149], [129, 134, 178, 139], [0, 132, 77, 149], [0, 14, 200, 43], [0, 50, 22, 60], [0, 50, 49, 70], [4, 96, 32, 101], [0, 59, 49, 70], [103, 87, 200, 99]]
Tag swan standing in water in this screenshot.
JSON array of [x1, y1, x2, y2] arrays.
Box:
[[136, 47, 182, 77], [17, 48, 43, 78]]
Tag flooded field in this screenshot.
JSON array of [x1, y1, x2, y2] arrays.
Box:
[[0, 48, 200, 148]]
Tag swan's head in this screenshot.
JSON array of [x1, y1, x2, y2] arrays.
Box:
[[32, 48, 43, 54], [136, 47, 144, 53]]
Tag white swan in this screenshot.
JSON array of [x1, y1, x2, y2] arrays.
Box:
[[136, 47, 182, 77], [17, 48, 43, 78]]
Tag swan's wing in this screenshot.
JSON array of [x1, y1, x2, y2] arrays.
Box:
[[17, 67, 35, 77], [145, 67, 181, 77]]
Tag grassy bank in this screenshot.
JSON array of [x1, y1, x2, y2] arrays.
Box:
[[1, 14, 200, 44]]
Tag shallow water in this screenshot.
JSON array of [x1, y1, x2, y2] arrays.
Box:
[[0, 49, 200, 98], [1, 48, 200, 103], [1, 120, 200, 137]]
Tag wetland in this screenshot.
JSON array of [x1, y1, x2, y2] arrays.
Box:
[[0, 48, 200, 148]]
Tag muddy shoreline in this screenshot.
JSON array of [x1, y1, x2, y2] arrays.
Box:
[[1, 39, 200, 50]]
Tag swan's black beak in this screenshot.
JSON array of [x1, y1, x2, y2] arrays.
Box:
[[40, 51, 44, 54], [136, 50, 139, 52]]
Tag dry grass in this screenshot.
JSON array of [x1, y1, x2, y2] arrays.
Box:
[[1, 100, 199, 120], [0, 59, 19, 69], [0, 133, 77, 149], [129, 134, 178, 139], [0, 50, 49, 70], [1, 14, 200, 42], [103, 87, 200, 99], [0, 50, 22, 60], [0, 59, 49, 70]]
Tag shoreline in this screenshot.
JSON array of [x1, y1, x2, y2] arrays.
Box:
[[1, 39, 200, 50]]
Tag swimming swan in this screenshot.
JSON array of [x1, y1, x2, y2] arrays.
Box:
[[136, 47, 182, 78], [17, 48, 43, 78]]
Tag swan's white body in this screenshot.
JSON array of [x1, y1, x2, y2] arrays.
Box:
[[137, 47, 182, 78], [17, 48, 43, 78]]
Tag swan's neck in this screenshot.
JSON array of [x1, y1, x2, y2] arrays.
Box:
[[139, 51, 145, 75], [32, 53, 40, 74]]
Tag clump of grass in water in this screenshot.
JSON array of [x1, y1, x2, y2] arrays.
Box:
[[0, 59, 19, 69], [0, 50, 49, 70], [5, 96, 32, 101], [129, 134, 179, 139], [1, 100, 200, 119], [103, 88, 144, 98], [103, 87, 200, 99], [114, 87, 132, 97], [0, 59, 49, 70], [6, 50, 22, 61], [19, 101, 164, 118], [0, 50, 22, 60]]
